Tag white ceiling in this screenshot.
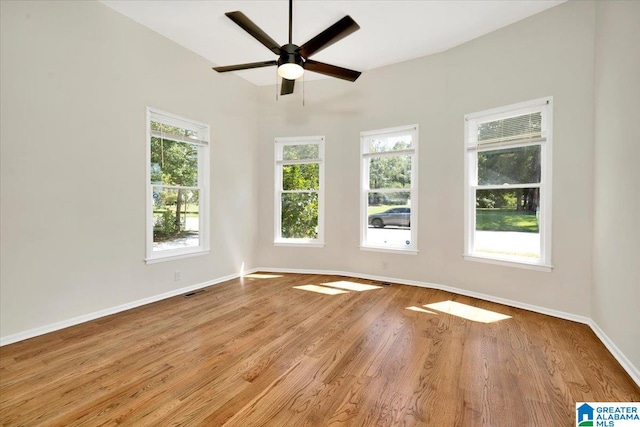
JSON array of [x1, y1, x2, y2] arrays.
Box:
[[100, 0, 565, 86]]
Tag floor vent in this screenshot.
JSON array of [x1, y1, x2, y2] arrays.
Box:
[[184, 289, 206, 298], [371, 281, 391, 286]]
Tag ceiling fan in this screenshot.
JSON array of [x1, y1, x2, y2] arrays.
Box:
[[213, 0, 362, 95]]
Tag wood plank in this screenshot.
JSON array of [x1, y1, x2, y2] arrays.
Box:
[[0, 273, 638, 426]]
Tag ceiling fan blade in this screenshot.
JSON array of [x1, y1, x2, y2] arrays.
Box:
[[225, 11, 282, 55], [281, 78, 295, 95], [298, 15, 360, 58], [213, 60, 277, 73], [304, 59, 361, 82]]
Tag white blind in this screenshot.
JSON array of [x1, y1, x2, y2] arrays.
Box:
[[148, 109, 209, 146], [477, 112, 542, 145], [150, 129, 208, 147]]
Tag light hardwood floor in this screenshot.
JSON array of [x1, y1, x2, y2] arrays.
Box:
[[1, 273, 638, 426]]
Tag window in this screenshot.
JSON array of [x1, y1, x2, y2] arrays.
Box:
[[464, 97, 552, 270], [146, 108, 210, 263], [274, 136, 324, 246], [361, 125, 418, 253]]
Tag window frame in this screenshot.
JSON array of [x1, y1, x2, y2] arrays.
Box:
[[274, 136, 325, 247], [464, 97, 553, 271], [145, 107, 210, 264], [360, 124, 419, 254]]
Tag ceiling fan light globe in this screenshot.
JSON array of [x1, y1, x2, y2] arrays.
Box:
[[278, 63, 304, 80]]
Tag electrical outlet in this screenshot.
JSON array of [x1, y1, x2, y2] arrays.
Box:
[[174, 271, 181, 281]]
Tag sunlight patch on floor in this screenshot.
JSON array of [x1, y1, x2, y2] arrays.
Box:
[[244, 273, 283, 279], [293, 285, 349, 295], [294, 281, 382, 295], [423, 300, 512, 323], [322, 281, 382, 292], [406, 306, 437, 314]]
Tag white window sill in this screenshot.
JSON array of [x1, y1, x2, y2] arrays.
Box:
[[145, 249, 210, 264], [463, 254, 553, 272], [360, 245, 418, 255], [274, 241, 325, 248]]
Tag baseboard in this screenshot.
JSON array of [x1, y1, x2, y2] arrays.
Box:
[[258, 266, 639, 387], [589, 320, 640, 386], [0, 268, 258, 347]]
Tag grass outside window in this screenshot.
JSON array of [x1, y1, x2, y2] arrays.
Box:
[[475, 209, 538, 233]]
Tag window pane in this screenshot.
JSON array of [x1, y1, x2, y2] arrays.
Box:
[[281, 192, 318, 239], [369, 135, 412, 153], [150, 137, 198, 186], [478, 145, 540, 185], [477, 112, 541, 145], [282, 164, 319, 190], [366, 193, 412, 247], [152, 186, 200, 251], [282, 144, 319, 161], [369, 155, 412, 189], [475, 188, 540, 258]]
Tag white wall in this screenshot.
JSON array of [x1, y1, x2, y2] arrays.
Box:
[[257, 1, 595, 316], [592, 0, 640, 371], [0, 1, 259, 339]]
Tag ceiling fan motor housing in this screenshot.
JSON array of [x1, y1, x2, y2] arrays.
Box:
[[278, 43, 304, 68]]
